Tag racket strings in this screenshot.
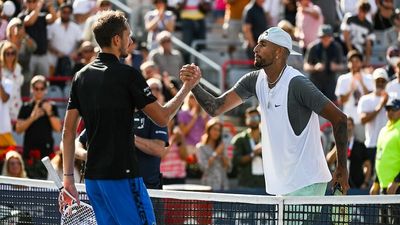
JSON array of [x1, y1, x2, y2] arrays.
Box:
[[62, 203, 97, 225]]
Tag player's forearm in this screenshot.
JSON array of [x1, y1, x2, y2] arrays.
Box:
[[135, 136, 166, 157], [62, 130, 76, 176], [191, 85, 225, 117], [161, 82, 192, 125], [332, 115, 348, 168]]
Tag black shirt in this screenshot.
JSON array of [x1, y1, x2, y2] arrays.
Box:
[[68, 53, 156, 179], [18, 101, 58, 159], [243, 2, 268, 44], [18, 10, 49, 55]]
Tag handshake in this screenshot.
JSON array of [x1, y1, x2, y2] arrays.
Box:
[[179, 63, 202, 88]]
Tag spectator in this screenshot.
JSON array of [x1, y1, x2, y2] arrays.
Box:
[[222, 0, 250, 56], [72, 41, 97, 75], [385, 8, 400, 47], [373, 0, 394, 31], [340, 1, 375, 65], [262, 0, 280, 26], [383, 45, 400, 80], [304, 24, 345, 103], [47, 3, 82, 76], [370, 98, 400, 224], [339, 0, 377, 17], [176, 0, 210, 55], [242, 0, 268, 59], [140, 60, 177, 101], [149, 31, 184, 81], [196, 118, 231, 191], [386, 59, 400, 97], [177, 93, 209, 168], [277, 19, 303, 72], [0, 41, 24, 121], [326, 117, 371, 189], [144, 0, 176, 50], [72, 0, 95, 32], [1, 150, 27, 178], [15, 75, 62, 179], [124, 37, 144, 70], [134, 78, 169, 189], [160, 118, 188, 185], [295, 0, 323, 51], [5, 17, 37, 92], [335, 50, 374, 140], [18, 0, 57, 77], [231, 106, 265, 194], [357, 68, 389, 179], [82, 0, 112, 46], [282, 0, 296, 26], [312, 0, 341, 32], [0, 73, 16, 163]]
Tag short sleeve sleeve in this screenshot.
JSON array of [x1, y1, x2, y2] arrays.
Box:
[[67, 76, 80, 110], [128, 69, 157, 109], [231, 71, 258, 101]]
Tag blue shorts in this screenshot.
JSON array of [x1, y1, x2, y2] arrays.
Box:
[[85, 177, 156, 225]]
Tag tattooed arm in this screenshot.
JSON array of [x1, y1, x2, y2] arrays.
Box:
[[191, 85, 243, 117], [320, 102, 350, 194]]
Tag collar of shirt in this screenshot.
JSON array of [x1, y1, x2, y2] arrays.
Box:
[[98, 52, 120, 63]]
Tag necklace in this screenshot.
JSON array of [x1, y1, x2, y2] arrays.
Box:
[[267, 65, 287, 86]]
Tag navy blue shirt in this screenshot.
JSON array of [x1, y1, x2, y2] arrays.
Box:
[[133, 110, 168, 189]]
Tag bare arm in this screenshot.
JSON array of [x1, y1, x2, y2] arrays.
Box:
[[319, 102, 350, 194], [24, 2, 42, 26], [191, 85, 243, 117], [62, 109, 80, 203], [342, 30, 353, 52], [45, 4, 57, 24], [134, 136, 167, 157], [74, 138, 87, 161], [0, 82, 10, 102], [142, 71, 200, 126], [242, 24, 255, 48]]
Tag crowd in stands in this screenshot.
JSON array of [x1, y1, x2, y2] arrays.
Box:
[[0, 0, 399, 197]]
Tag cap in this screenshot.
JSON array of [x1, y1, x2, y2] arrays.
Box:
[[73, 0, 94, 14], [347, 50, 363, 61], [386, 45, 400, 58], [318, 24, 333, 37], [3, 1, 16, 17], [30, 75, 48, 87], [156, 30, 172, 43], [372, 68, 389, 81], [385, 98, 400, 110], [258, 27, 302, 55]]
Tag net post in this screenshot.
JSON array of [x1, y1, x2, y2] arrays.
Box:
[[278, 198, 284, 225]]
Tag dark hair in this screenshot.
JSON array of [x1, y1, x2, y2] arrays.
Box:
[[153, 0, 166, 4], [358, 1, 371, 12], [245, 106, 260, 116], [59, 3, 73, 12], [93, 11, 128, 48]]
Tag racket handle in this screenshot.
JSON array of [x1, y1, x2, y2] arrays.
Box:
[[41, 156, 64, 189]]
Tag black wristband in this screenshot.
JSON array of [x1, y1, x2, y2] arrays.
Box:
[[63, 173, 74, 176]]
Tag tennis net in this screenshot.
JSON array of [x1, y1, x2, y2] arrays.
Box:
[[1, 176, 399, 225]]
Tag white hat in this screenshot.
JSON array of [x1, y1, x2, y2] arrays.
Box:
[[2, 1, 16, 17], [73, 0, 94, 14], [258, 27, 301, 56], [372, 68, 389, 81]]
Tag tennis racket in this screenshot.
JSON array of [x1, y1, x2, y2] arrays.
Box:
[[41, 156, 97, 225]]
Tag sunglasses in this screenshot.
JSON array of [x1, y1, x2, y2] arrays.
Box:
[[5, 51, 16, 56], [33, 86, 46, 91]]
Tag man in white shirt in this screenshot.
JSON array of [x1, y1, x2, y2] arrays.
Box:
[[181, 27, 349, 197], [386, 60, 400, 98], [335, 50, 374, 141], [357, 68, 389, 181]]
